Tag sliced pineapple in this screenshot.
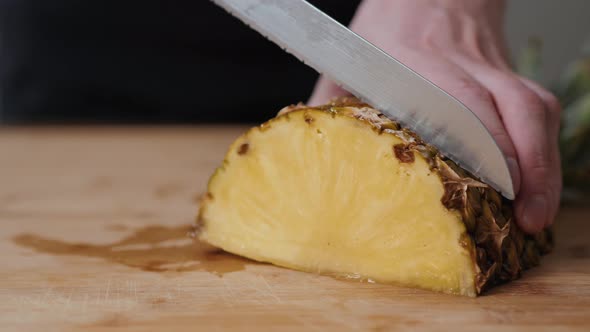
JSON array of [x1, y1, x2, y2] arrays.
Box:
[[197, 98, 552, 296]]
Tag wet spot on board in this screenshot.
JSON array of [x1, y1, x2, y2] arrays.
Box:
[[0, 193, 20, 204], [154, 183, 184, 199], [87, 313, 129, 328], [105, 224, 129, 232], [12, 224, 252, 276], [134, 211, 156, 220], [151, 297, 168, 305]]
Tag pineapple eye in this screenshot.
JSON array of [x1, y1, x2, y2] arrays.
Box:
[[237, 143, 249, 155]]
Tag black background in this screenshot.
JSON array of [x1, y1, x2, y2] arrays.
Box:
[[0, 0, 361, 124]]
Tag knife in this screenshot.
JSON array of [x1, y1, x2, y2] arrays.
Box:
[[211, 0, 515, 199]]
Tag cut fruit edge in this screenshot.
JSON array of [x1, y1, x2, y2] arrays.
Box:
[[196, 97, 553, 296]]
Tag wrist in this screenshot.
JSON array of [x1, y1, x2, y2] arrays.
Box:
[[358, 0, 506, 23], [353, 0, 507, 52], [362, 0, 506, 11]]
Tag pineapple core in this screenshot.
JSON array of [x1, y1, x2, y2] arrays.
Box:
[[199, 110, 477, 296]]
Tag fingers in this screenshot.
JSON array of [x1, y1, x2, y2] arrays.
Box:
[[465, 67, 560, 233], [518, 78, 562, 144], [518, 77, 563, 226], [388, 52, 522, 193], [310, 50, 525, 227], [425, 71, 522, 194], [308, 45, 561, 234]]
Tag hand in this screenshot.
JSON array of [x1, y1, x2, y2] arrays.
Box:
[[309, 0, 562, 234]]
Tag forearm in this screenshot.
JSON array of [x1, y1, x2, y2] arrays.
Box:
[[352, 0, 509, 66], [358, 0, 506, 13]]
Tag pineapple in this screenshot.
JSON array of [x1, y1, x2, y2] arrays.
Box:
[[196, 98, 552, 296]]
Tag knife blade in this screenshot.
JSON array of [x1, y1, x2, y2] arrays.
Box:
[[211, 0, 515, 199]]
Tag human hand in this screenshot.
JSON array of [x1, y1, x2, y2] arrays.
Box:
[[309, 0, 562, 234]]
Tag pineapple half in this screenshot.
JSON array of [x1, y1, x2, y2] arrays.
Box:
[[196, 98, 552, 296]]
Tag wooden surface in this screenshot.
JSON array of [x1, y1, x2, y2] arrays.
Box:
[[1, 127, 589, 332]]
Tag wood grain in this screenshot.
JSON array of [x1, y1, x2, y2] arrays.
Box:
[[0, 127, 589, 332]]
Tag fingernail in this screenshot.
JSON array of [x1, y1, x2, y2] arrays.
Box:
[[506, 157, 520, 194], [522, 194, 548, 233]]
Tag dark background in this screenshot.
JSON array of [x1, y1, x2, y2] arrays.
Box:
[[0, 0, 361, 124]]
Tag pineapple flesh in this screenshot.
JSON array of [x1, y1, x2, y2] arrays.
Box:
[[197, 98, 552, 296]]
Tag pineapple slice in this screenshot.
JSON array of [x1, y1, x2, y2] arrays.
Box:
[[197, 98, 552, 296]]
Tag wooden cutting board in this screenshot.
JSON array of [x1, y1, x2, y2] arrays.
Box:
[[1, 127, 589, 332]]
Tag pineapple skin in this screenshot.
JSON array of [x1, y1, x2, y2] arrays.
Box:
[[197, 97, 553, 295]]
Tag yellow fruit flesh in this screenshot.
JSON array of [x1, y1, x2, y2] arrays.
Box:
[[200, 110, 477, 296]]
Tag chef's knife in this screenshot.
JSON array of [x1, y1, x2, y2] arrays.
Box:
[[211, 0, 515, 199]]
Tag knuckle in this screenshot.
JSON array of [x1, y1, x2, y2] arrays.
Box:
[[522, 141, 554, 185], [530, 145, 552, 170], [511, 84, 548, 118], [488, 129, 515, 158], [520, 77, 562, 115], [544, 93, 562, 115], [525, 157, 554, 191], [518, 88, 545, 111], [531, 85, 562, 115], [453, 78, 494, 103]]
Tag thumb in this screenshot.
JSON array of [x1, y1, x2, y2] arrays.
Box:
[[308, 76, 350, 106]]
